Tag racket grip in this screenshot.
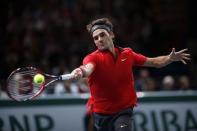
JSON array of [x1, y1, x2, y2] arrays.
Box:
[[60, 74, 74, 80]]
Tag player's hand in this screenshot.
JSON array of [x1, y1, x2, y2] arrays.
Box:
[[71, 68, 83, 80], [169, 48, 191, 64]]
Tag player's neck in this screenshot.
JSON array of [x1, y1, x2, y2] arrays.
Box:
[[108, 44, 116, 58]]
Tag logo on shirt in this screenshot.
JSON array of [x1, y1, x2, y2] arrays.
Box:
[[121, 58, 127, 62]]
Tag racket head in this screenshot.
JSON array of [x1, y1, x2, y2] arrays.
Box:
[[6, 67, 58, 101]]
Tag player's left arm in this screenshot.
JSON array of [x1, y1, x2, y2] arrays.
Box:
[[143, 48, 191, 68]]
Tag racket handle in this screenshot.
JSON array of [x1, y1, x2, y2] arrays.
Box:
[[60, 74, 74, 80]]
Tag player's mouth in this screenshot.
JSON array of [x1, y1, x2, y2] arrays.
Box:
[[96, 42, 104, 47], [97, 44, 106, 50]]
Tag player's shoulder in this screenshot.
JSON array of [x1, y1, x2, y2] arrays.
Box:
[[87, 50, 100, 56], [84, 50, 100, 59], [121, 47, 134, 53]]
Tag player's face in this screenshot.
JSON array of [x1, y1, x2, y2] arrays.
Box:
[[92, 29, 114, 51]]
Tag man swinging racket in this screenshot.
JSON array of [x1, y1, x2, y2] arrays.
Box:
[[70, 18, 191, 131]]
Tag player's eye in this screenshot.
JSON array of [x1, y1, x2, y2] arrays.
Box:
[[93, 36, 98, 41], [100, 32, 106, 38]]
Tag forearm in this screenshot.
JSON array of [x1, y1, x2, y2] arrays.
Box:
[[79, 63, 94, 77], [144, 55, 173, 68], [71, 63, 94, 79]]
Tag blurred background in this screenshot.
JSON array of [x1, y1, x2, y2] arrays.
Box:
[[0, 0, 197, 131], [1, 0, 197, 95]]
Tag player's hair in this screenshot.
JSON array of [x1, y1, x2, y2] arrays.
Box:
[[86, 18, 113, 34]]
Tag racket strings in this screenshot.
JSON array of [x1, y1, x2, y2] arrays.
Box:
[[14, 70, 37, 76], [7, 69, 42, 101]]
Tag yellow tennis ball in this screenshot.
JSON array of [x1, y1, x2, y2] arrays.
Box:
[[33, 74, 45, 84]]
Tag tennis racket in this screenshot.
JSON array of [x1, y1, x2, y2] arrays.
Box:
[[6, 67, 74, 101]]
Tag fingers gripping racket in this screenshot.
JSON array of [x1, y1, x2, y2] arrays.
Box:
[[6, 67, 74, 101]]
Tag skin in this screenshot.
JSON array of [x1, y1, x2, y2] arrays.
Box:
[[71, 28, 191, 79]]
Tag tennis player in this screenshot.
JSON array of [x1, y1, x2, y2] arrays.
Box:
[[70, 18, 190, 131]]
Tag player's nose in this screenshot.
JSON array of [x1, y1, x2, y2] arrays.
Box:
[[98, 36, 103, 42]]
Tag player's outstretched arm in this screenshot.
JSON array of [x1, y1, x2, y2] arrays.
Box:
[[70, 63, 95, 80], [143, 48, 191, 68]]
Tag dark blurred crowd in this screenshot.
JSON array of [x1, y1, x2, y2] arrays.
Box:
[[0, 0, 197, 97]]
